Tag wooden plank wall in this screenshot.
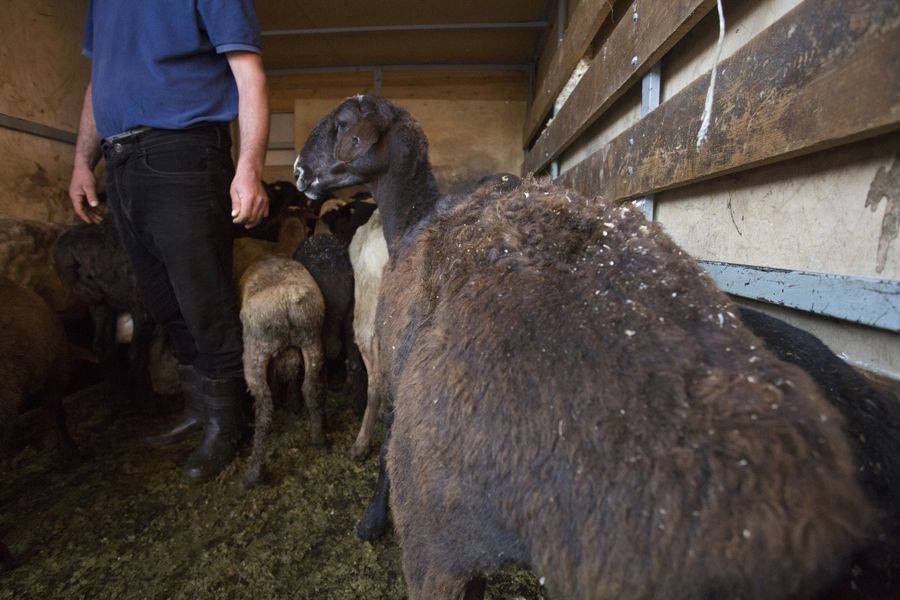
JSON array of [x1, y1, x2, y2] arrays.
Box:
[[0, 0, 90, 225], [524, 0, 900, 378]]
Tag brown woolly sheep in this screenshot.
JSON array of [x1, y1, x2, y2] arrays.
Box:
[[0, 216, 77, 314], [1, 275, 77, 573], [239, 256, 326, 488], [294, 95, 874, 600]]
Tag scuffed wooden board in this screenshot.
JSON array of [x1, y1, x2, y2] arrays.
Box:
[[524, 0, 716, 174], [559, 0, 900, 203], [523, 0, 613, 145]]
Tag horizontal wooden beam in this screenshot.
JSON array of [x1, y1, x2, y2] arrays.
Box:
[[262, 21, 548, 36], [524, 0, 715, 175], [701, 261, 900, 333], [0, 112, 76, 145], [522, 0, 612, 146], [559, 0, 900, 202]]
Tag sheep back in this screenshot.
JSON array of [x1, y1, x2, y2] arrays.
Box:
[[293, 234, 354, 360], [240, 256, 325, 343], [380, 178, 872, 600]]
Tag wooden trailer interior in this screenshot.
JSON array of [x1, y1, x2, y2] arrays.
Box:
[[1, 0, 898, 596]]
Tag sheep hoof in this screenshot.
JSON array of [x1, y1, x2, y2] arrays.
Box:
[[58, 444, 81, 467], [241, 467, 268, 489], [349, 443, 368, 462], [0, 542, 13, 574], [356, 507, 388, 541]]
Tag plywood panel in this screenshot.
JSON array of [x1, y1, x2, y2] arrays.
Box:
[[655, 132, 900, 280], [0, 0, 90, 132], [295, 97, 525, 192], [256, 0, 549, 30], [0, 129, 79, 226]]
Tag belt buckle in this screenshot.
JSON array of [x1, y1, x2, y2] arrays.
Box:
[[103, 126, 150, 144]]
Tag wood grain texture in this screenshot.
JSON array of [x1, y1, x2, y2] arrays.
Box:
[[559, 0, 900, 202], [524, 0, 715, 174], [523, 0, 613, 146]]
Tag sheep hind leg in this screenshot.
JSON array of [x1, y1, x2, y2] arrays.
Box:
[[405, 564, 486, 600], [301, 343, 325, 447], [242, 347, 273, 488], [349, 349, 380, 461], [41, 381, 79, 465], [356, 410, 392, 540]]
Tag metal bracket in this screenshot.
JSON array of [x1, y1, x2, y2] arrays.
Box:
[[633, 62, 662, 220]]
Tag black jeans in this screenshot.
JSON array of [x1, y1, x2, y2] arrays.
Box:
[[102, 124, 243, 379]]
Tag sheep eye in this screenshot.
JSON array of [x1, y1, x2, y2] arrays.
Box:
[[336, 120, 347, 130]]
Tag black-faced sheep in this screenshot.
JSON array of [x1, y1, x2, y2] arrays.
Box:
[[236, 180, 310, 243], [737, 307, 900, 596], [52, 218, 154, 410], [293, 234, 366, 415], [239, 256, 326, 488], [294, 95, 874, 600], [320, 199, 377, 247], [1, 275, 77, 573]]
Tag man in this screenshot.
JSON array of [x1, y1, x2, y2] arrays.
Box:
[[68, 1, 269, 482]]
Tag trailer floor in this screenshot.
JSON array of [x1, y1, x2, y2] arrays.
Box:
[[0, 384, 545, 599]]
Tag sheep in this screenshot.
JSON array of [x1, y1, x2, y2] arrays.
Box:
[[347, 209, 389, 461], [313, 198, 349, 236], [320, 199, 377, 247], [293, 234, 366, 415], [52, 218, 155, 410], [236, 180, 310, 243], [294, 95, 874, 600], [1, 275, 78, 571], [239, 255, 326, 488], [737, 307, 900, 595], [351, 176, 523, 541], [0, 215, 78, 314]]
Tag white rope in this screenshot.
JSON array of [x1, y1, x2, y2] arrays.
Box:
[[697, 0, 726, 148]]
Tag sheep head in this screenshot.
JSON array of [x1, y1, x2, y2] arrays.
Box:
[[294, 95, 396, 201]]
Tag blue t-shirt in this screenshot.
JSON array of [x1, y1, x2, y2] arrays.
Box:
[[83, 0, 261, 139]]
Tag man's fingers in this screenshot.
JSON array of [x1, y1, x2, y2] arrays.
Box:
[[72, 198, 91, 224], [85, 186, 100, 208]]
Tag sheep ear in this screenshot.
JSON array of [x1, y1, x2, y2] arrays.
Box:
[[334, 114, 387, 163]]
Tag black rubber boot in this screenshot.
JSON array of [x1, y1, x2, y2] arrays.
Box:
[[144, 365, 203, 447], [182, 373, 245, 484]]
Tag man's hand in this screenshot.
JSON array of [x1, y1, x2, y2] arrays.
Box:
[[226, 51, 269, 229], [69, 163, 103, 224], [230, 168, 268, 228], [69, 82, 104, 224]]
